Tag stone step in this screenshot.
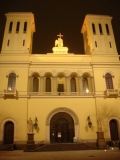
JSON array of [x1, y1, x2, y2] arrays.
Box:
[[0, 144, 14, 151], [35, 143, 96, 152]]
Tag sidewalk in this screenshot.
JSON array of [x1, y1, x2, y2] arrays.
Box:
[[0, 148, 120, 160]]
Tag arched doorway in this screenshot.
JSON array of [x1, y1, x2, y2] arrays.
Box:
[[4, 121, 14, 144], [109, 119, 119, 141], [50, 112, 74, 143]]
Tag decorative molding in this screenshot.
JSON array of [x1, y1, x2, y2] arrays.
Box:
[[52, 70, 58, 77], [64, 70, 71, 77], [29, 71, 40, 77], [39, 70, 46, 76], [103, 70, 115, 78], [46, 107, 79, 125], [6, 70, 19, 77], [82, 71, 93, 77]]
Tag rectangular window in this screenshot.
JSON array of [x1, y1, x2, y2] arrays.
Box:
[[16, 22, 20, 33], [109, 42, 112, 48], [99, 24, 103, 34], [23, 22, 27, 33], [23, 40, 25, 46], [9, 22, 13, 33], [58, 84, 64, 92], [7, 40, 10, 46], [92, 23, 96, 34], [106, 24, 110, 35], [95, 41, 97, 47]]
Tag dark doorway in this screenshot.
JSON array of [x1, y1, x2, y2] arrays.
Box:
[[50, 112, 74, 143], [4, 121, 14, 144], [109, 119, 119, 141]]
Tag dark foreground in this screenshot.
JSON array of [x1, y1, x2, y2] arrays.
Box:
[[0, 147, 120, 160]]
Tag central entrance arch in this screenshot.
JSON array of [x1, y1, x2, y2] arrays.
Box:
[[50, 112, 74, 143]]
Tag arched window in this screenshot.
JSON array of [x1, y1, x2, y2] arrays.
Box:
[[105, 73, 113, 89], [9, 22, 13, 33], [82, 78, 88, 91], [71, 78, 76, 92], [92, 23, 96, 34], [23, 22, 27, 32], [7, 73, 16, 90], [16, 22, 20, 33], [33, 77, 39, 92], [46, 77, 51, 92]]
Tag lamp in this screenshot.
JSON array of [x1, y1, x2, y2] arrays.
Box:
[[34, 117, 38, 129], [87, 116, 92, 128]]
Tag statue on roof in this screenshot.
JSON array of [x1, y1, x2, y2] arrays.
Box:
[[55, 33, 63, 47]]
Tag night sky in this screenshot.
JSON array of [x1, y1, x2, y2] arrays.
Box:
[[0, 0, 120, 54]]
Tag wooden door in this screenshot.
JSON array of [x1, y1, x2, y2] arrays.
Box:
[[4, 121, 14, 144], [50, 112, 74, 143], [109, 120, 119, 141], [62, 123, 68, 142]]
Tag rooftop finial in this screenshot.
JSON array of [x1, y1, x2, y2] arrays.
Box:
[[55, 33, 63, 47]]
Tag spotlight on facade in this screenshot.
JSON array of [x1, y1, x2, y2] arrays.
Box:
[[34, 117, 38, 129], [87, 116, 92, 128]]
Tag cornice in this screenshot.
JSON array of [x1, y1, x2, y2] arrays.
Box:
[[91, 62, 120, 65], [0, 61, 31, 65]]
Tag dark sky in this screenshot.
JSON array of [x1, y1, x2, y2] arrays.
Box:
[[0, 0, 120, 54]]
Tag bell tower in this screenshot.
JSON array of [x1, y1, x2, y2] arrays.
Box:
[[1, 12, 35, 54], [81, 14, 118, 55]]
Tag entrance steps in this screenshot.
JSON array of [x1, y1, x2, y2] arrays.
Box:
[[0, 144, 14, 151], [34, 143, 96, 152]]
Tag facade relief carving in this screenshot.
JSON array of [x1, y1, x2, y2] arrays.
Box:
[[39, 70, 46, 77], [64, 70, 71, 77], [77, 70, 83, 77], [52, 70, 58, 77]]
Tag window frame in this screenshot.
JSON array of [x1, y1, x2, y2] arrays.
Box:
[[82, 77, 88, 92], [23, 22, 27, 33], [105, 24, 110, 35], [70, 77, 76, 92], [9, 22, 13, 33], [7, 73, 16, 90], [105, 73, 113, 89], [33, 77, 39, 92], [16, 22, 20, 33], [92, 23, 96, 34], [45, 77, 51, 92], [98, 23, 103, 35]]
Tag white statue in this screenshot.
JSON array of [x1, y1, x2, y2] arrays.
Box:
[[27, 118, 33, 133], [55, 33, 63, 47]]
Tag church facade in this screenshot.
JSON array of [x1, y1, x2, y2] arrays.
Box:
[[0, 12, 120, 147]]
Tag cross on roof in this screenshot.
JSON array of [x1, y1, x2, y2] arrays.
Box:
[[57, 33, 63, 39]]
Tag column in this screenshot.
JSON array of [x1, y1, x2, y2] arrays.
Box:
[[91, 77, 95, 95], [53, 76, 57, 95], [78, 76, 83, 95], [66, 76, 70, 95], [40, 76, 44, 95], [27, 76, 31, 96]]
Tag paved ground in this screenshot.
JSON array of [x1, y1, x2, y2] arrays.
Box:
[[0, 148, 120, 160]]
